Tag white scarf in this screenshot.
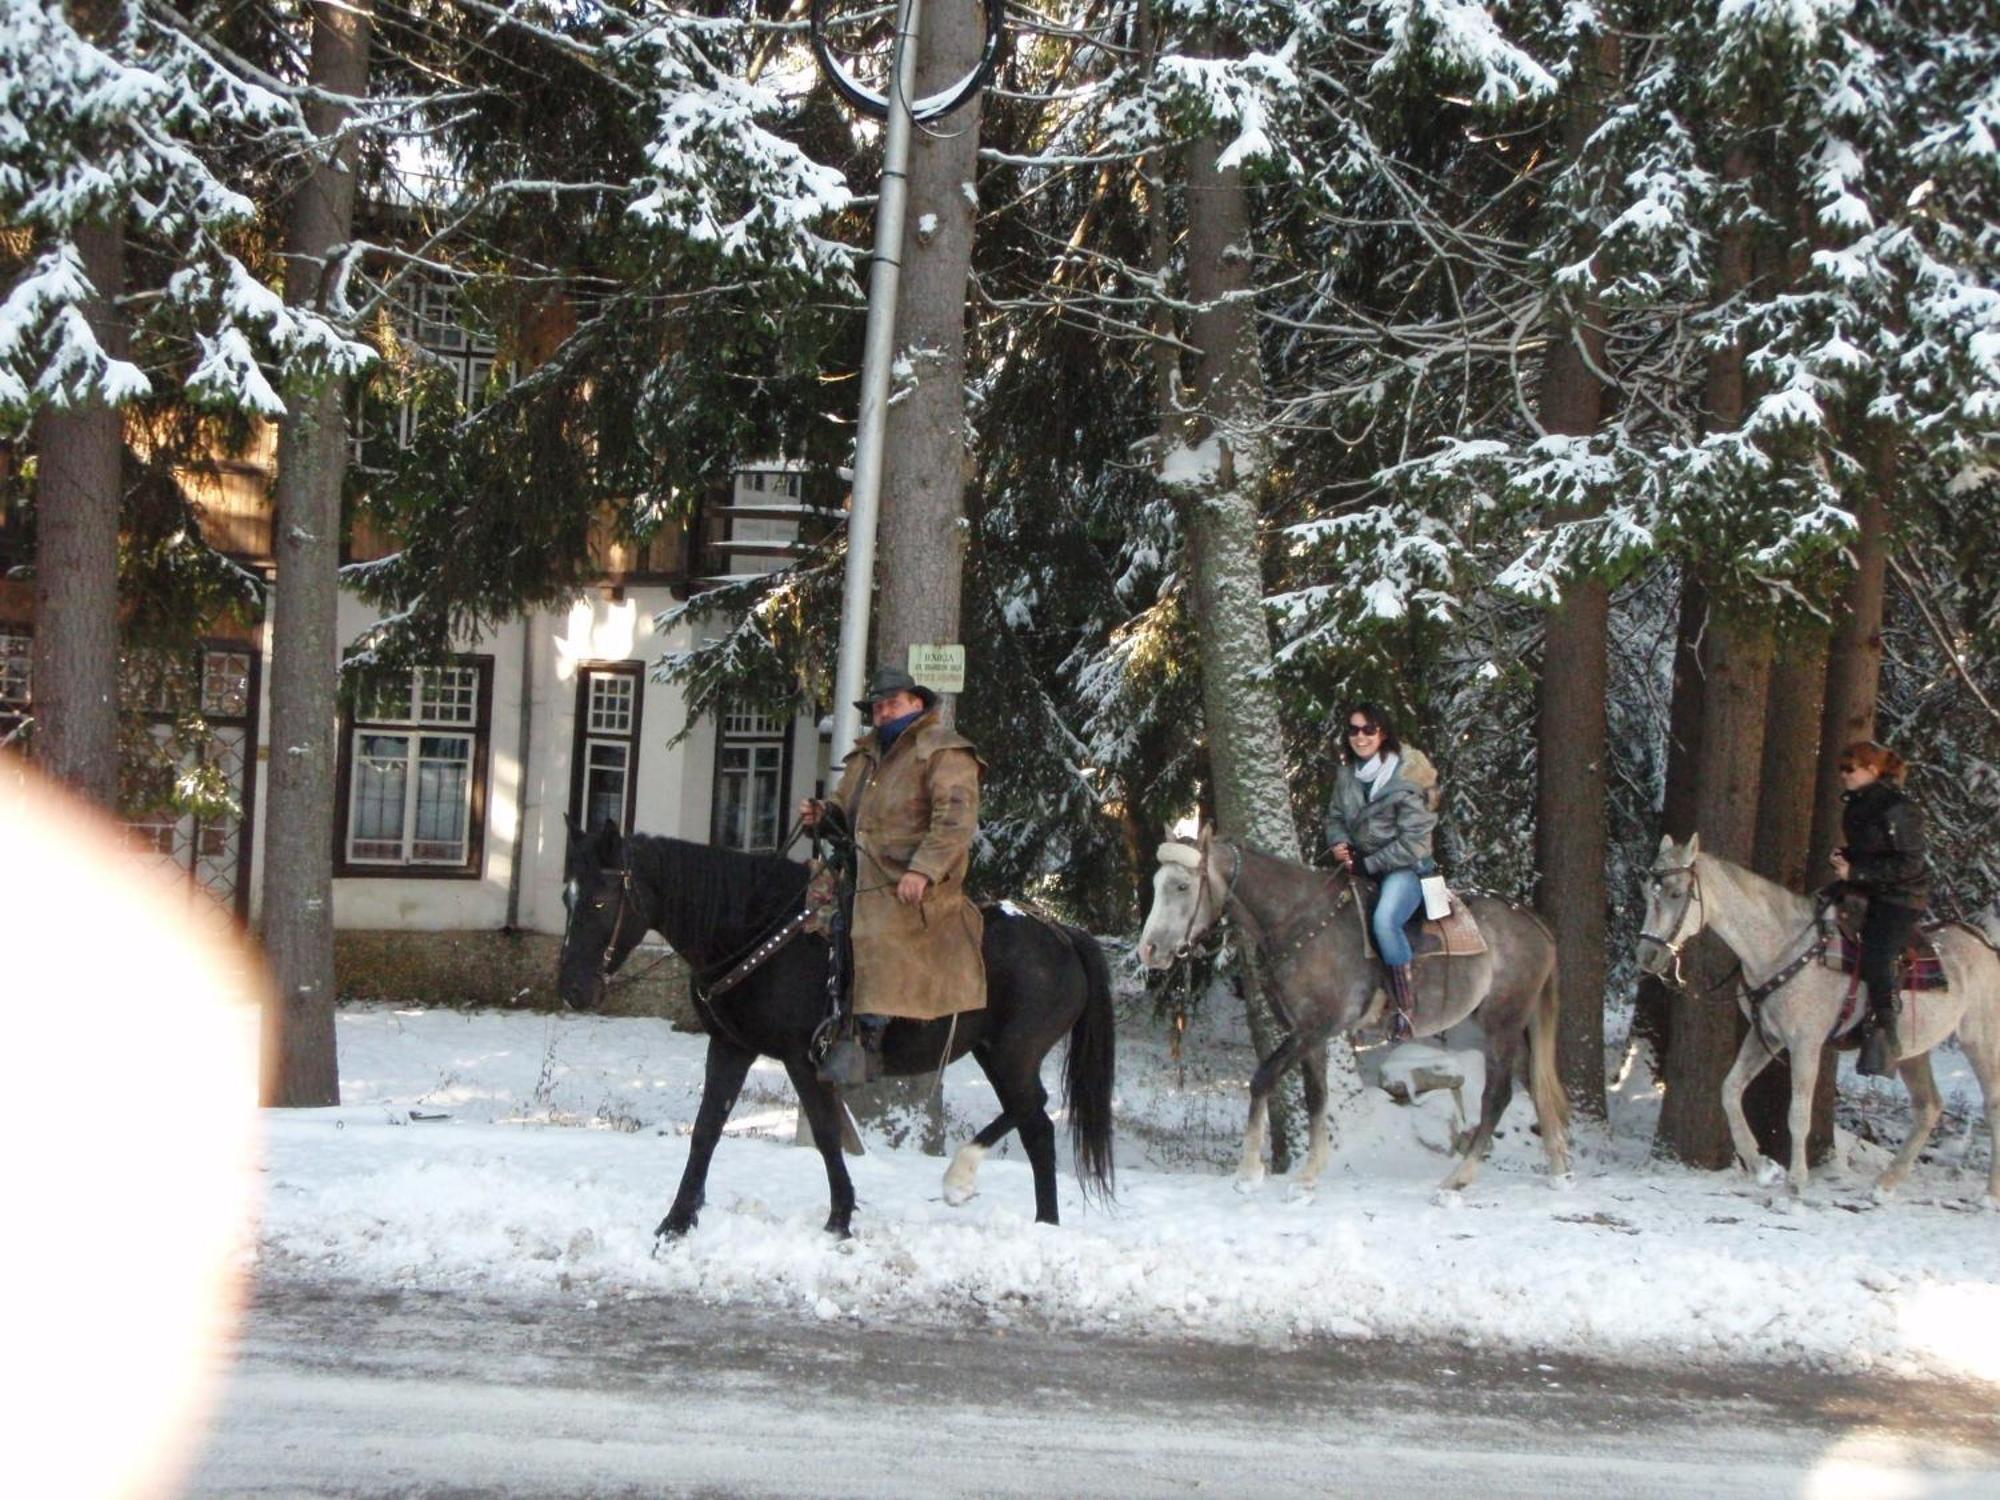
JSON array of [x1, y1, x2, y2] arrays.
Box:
[[1354, 752, 1399, 801]]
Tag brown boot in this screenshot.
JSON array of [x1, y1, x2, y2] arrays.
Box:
[[1386, 963, 1416, 1042]]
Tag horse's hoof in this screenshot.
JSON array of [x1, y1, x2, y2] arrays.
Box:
[[825, 1214, 854, 1239], [1755, 1159, 1785, 1188], [1549, 1171, 1577, 1193], [655, 1213, 694, 1242], [942, 1182, 977, 1207], [1233, 1172, 1265, 1196], [1979, 1194, 2000, 1215], [1430, 1186, 1466, 1209]]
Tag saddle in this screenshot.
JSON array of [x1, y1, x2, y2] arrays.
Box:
[[1355, 876, 1487, 962]]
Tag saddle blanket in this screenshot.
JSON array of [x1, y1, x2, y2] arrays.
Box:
[[1414, 897, 1487, 960], [1825, 930, 1948, 992]]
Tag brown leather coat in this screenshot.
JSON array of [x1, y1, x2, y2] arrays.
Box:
[[827, 711, 986, 1021]]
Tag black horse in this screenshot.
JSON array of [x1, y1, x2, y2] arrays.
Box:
[[557, 819, 1116, 1239]]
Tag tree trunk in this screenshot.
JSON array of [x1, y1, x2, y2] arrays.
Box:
[[30, 216, 125, 808], [1532, 29, 1619, 1122], [1657, 141, 1769, 1168], [1656, 605, 1773, 1166], [860, 0, 986, 1151], [30, 0, 129, 808], [1744, 633, 1836, 1161], [1177, 127, 1312, 1166], [260, 0, 373, 1109]]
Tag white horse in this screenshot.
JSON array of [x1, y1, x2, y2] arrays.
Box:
[[1637, 833, 2000, 1204]]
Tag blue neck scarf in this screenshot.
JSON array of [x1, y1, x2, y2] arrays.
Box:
[[875, 708, 924, 756]]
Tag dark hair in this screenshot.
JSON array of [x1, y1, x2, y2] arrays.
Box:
[[1838, 740, 1907, 785], [1338, 702, 1401, 762]]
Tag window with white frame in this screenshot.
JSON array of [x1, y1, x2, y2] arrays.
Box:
[[341, 662, 490, 872], [713, 702, 788, 853], [350, 279, 506, 463], [398, 280, 501, 446], [570, 663, 642, 835]]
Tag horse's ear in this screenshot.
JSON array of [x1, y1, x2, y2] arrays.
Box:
[[1685, 831, 1701, 860], [1656, 833, 1672, 858], [590, 819, 624, 867]]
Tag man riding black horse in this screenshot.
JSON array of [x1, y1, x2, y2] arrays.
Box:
[[800, 664, 987, 1086]]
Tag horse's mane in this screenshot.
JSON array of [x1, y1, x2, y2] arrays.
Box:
[[1693, 847, 1817, 924], [625, 834, 811, 952]]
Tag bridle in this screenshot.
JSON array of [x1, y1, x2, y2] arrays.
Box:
[[1637, 856, 1705, 982], [565, 864, 662, 996], [1166, 839, 1244, 961]]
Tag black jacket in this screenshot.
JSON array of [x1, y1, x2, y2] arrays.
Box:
[[1839, 780, 1929, 910]]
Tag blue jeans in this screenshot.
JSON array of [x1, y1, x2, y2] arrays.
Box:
[[1372, 865, 1433, 966]]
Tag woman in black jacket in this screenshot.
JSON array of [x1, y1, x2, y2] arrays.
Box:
[[1831, 740, 1930, 1078]]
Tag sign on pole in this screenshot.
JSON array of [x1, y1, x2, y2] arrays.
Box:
[[908, 643, 964, 696]]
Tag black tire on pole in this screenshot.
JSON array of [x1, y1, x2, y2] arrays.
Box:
[[809, 0, 1004, 123]]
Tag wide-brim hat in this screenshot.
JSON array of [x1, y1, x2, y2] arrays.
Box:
[[853, 663, 937, 716]]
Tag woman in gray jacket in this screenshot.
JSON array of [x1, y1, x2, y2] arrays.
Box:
[[1326, 703, 1440, 1039]]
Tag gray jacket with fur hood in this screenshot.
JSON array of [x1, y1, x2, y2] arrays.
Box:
[[1324, 746, 1440, 875]]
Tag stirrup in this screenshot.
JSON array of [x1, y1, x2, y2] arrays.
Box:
[[817, 1036, 868, 1088]]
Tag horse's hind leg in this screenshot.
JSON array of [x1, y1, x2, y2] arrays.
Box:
[[942, 1108, 1014, 1207], [973, 1048, 1061, 1224], [658, 1040, 756, 1240], [1951, 981, 2000, 1206], [1876, 1052, 1943, 1199], [778, 1056, 861, 1237]]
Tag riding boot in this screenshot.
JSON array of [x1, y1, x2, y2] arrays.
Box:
[[1386, 963, 1416, 1042], [1857, 992, 1900, 1079]]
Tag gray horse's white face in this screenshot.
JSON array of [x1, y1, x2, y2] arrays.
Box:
[[1136, 841, 1219, 969], [1636, 833, 1704, 976]]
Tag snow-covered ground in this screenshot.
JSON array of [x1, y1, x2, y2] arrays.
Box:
[[244, 993, 2000, 1385]]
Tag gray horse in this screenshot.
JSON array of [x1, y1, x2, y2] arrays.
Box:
[[1637, 833, 2000, 1203], [1136, 831, 1572, 1192]]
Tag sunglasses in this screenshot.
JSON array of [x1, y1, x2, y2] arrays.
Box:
[[1346, 723, 1379, 738]]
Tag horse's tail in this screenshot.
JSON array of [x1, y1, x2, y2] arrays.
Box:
[[1527, 949, 1572, 1168], [1060, 924, 1117, 1203]]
